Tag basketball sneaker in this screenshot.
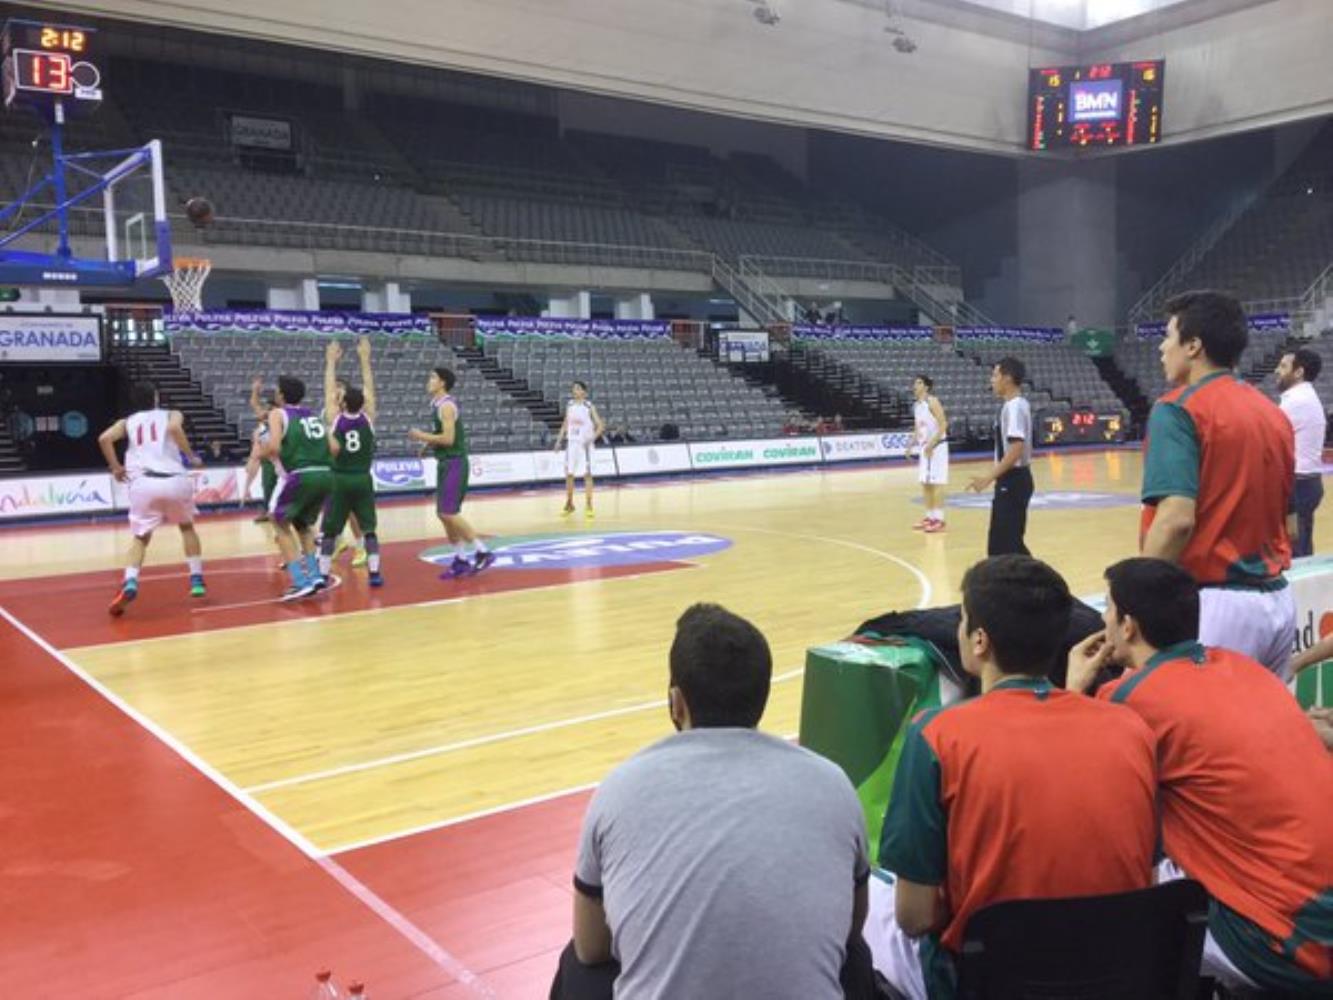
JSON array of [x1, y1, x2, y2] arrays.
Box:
[[368, 571, 384, 588], [332, 535, 351, 562], [281, 579, 321, 601], [911, 517, 931, 530], [923, 519, 947, 534], [472, 550, 497, 573], [585, 508, 595, 520], [351, 547, 368, 568], [108, 579, 138, 616], [189, 574, 206, 597], [561, 504, 575, 517], [440, 556, 475, 580]]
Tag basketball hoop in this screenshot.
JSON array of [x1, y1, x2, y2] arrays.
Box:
[[161, 256, 211, 313]]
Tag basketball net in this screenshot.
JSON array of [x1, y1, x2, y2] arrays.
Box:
[[161, 256, 212, 313]]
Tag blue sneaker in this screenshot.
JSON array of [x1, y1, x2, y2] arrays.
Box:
[[368, 571, 384, 588], [440, 556, 474, 580], [189, 574, 206, 598], [108, 579, 138, 616]]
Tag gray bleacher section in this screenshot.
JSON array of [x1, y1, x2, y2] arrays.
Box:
[[1146, 122, 1333, 309], [1115, 328, 1290, 403], [487, 339, 793, 442], [964, 340, 1122, 413], [799, 339, 1007, 440], [170, 332, 545, 455]]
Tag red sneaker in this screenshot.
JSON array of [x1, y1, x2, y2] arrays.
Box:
[[923, 519, 947, 533]]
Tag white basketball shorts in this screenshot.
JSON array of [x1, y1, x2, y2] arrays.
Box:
[[128, 474, 197, 536], [918, 443, 949, 486], [565, 440, 594, 478], [1198, 584, 1297, 680]]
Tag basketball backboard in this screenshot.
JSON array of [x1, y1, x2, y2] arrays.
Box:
[[0, 138, 172, 287]]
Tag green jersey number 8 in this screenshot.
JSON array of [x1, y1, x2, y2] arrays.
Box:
[[344, 430, 362, 453]]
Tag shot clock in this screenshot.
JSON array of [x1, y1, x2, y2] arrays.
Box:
[[2, 20, 102, 117]]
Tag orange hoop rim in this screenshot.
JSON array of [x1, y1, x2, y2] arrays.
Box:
[[170, 256, 212, 271]]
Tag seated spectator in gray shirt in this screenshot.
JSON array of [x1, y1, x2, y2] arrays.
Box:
[[551, 603, 878, 1000]]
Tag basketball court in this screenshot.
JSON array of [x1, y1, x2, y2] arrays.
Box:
[[2, 449, 1173, 996]]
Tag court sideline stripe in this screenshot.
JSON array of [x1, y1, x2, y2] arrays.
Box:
[[245, 536, 931, 796], [329, 727, 795, 857], [0, 606, 495, 998], [244, 664, 805, 794]]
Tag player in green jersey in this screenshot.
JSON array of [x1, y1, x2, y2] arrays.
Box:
[[319, 337, 383, 587], [409, 366, 494, 579], [265, 373, 333, 600]]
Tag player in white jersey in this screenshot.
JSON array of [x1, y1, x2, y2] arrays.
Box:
[[911, 374, 949, 533], [97, 382, 206, 615], [555, 380, 605, 519]]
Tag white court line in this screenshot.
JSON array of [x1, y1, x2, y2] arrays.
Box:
[[0, 606, 494, 997], [245, 664, 805, 795], [82, 562, 692, 649], [328, 729, 801, 857], [194, 573, 346, 614], [247, 531, 931, 798], [710, 523, 935, 609]]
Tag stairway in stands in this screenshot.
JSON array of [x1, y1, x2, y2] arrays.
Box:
[[775, 343, 910, 430], [108, 343, 241, 450], [0, 421, 25, 473], [1092, 356, 1150, 437], [453, 345, 562, 431]]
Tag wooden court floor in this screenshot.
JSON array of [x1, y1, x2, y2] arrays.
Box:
[[7, 447, 1285, 996], [1, 448, 1163, 854]]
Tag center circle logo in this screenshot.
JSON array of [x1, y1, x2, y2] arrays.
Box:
[[420, 530, 733, 571]]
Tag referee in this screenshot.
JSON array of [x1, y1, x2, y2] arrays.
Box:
[[968, 357, 1034, 555]]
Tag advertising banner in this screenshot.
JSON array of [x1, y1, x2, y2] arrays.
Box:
[[229, 114, 294, 150], [372, 457, 434, 494], [818, 432, 914, 463], [531, 447, 618, 482], [612, 443, 692, 476], [689, 437, 820, 470], [0, 314, 102, 362], [0, 472, 115, 520], [468, 451, 537, 487]]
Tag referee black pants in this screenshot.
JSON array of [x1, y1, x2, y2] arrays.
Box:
[[987, 466, 1034, 557]]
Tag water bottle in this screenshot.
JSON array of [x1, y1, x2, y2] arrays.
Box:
[[308, 970, 344, 1000]]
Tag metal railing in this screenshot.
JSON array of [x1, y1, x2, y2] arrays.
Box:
[[711, 256, 790, 326], [1127, 192, 1262, 325]]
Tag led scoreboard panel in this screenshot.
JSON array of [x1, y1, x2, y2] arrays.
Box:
[[1040, 408, 1126, 445], [2, 20, 102, 114], [1028, 61, 1164, 149]]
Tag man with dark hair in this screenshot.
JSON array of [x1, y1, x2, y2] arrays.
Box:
[[319, 338, 383, 587], [968, 357, 1034, 555], [409, 365, 493, 578], [553, 603, 877, 1000], [98, 381, 207, 614], [911, 374, 949, 533], [1141, 290, 1296, 675], [1276, 346, 1326, 558], [555, 379, 605, 519], [1067, 557, 1333, 993], [868, 555, 1158, 999], [265, 373, 334, 600]]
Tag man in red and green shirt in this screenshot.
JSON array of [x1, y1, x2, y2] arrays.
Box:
[[1069, 557, 1333, 992], [868, 555, 1159, 999], [1140, 290, 1295, 675]]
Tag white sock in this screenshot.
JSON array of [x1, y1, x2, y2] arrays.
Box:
[[319, 554, 332, 575], [474, 539, 489, 554], [454, 544, 468, 560], [368, 553, 381, 572], [125, 566, 140, 583], [187, 557, 203, 576]]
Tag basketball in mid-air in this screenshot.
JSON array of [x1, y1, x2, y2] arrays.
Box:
[[184, 196, 215, 227]]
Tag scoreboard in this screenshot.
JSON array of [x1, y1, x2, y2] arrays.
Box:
[[1040, 408, 1126, 445], [2, 20, 102, 116], [1028, 61, 1164, 149]]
